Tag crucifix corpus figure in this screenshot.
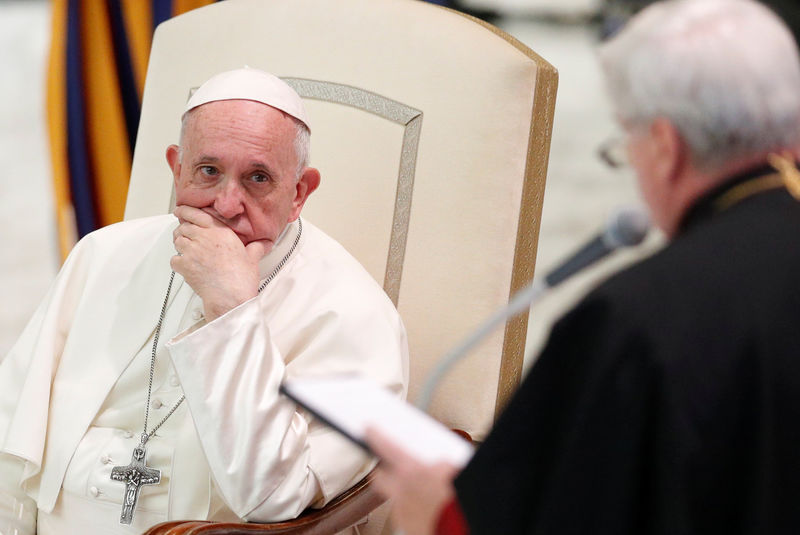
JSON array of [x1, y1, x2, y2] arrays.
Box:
[[111, 444, 161, 524]]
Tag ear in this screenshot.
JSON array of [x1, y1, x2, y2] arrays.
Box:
[[288, 167, 321, 221], [166, 144, 182, 187], [649, 117, 687, 186]]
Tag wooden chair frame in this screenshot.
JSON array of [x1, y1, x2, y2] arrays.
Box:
[[144, 471, 384, 534]]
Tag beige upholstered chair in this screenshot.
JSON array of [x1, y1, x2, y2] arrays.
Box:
[[127, 0, 557, 533]]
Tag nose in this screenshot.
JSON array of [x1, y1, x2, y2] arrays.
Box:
[[213, 179, 246, 220]]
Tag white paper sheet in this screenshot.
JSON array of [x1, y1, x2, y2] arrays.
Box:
[[281, 375, 474, 468]]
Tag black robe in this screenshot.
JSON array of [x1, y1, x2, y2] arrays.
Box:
[[455, 169, 800, 534]]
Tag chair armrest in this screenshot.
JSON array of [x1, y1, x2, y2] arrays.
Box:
[[143, 521, 210, 534], [142, 470, 385, 535]]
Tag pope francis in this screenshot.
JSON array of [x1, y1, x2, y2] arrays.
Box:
[[0, 68, 409, 534]]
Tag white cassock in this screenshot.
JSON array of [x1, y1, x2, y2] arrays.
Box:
[[0, 214, 409, 534]]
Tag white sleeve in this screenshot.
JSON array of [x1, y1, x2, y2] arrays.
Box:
[[0, 236, 93, 481], [166, 285, 407, 522], [0, 454, 37, 535]]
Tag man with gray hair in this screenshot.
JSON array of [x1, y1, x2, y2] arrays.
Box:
[[0, 67, 408, 534], [366, 1, 800, 533]]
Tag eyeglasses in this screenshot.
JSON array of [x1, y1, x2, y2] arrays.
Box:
[[596, 135, 628, 169]]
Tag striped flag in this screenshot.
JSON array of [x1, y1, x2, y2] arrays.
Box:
[[47, 0, 219, 260]]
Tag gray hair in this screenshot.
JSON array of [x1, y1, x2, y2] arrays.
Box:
[[292, 120, 310, 177], [599, 0, 800, 170], [178, 107, 311, 179]]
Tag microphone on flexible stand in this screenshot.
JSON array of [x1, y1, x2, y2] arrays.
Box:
[[416, 206, 651, 411], [539, 205, 651, 289]]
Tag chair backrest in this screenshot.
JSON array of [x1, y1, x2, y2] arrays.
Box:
[[124, 0, 557, 441]]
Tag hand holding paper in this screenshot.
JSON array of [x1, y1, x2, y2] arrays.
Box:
[[366, 428, 460, 535]]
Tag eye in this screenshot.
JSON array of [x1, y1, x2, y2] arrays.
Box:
[[250, 172, 271, 183], [200, 166, 219, 176]]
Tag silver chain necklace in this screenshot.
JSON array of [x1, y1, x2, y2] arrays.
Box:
[[110, 219, 303, 525]]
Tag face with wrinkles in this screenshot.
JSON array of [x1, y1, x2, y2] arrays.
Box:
[[166, 99, 319, 247]]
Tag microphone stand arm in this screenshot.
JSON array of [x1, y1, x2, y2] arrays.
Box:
[[416, 279, 548, 412]]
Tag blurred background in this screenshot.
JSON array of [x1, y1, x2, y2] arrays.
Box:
[[0, 0, 664, 366]]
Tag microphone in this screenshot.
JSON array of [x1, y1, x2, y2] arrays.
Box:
[[544, 206, 650, 288], [416, 206, 650, 411]]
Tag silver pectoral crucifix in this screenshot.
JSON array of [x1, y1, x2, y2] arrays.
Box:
[[110, 444, 161, 524]]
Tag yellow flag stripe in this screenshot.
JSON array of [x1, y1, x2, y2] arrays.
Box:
[[173, 0, 218, 18], [121, 0, 153, 100], [81, 0, 132, 227], [47, 0, 77, 261]]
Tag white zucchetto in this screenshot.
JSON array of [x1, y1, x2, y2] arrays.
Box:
[[184, 67, 310, 131]]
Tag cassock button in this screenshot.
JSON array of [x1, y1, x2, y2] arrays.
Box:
[[192, 309, 203, 320], [90, 486, 99, 497], [123, 430, 134, 439], [169, 376, 180, 387], [101, 455, 112, 465], [153, 399, 164, 409]]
